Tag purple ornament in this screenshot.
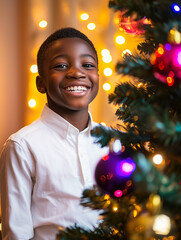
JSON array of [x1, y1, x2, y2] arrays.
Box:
[[95, 151, 136, 198]]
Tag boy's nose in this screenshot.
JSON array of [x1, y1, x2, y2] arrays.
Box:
[[66, 66, 86, 79]]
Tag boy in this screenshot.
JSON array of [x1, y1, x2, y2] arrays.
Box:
[[0, 27, 108, 240]]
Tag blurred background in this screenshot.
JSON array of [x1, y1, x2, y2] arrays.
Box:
[[0, 0, 141, 151]]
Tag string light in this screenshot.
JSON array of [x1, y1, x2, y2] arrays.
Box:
[[87, 23, 96, 30], [30, 64, 38, 73], [152, 154, 163, 165], [167, 76, 174, 86], [115, 35, 125, 44], [153, 214, 171, 235], [103, 68, 113, 76], [104, 194, 110, 200], [114, 190, 123, 198], [113, 206, 118, 212], [102, 54, 112, 63], [103, 82, 111, 91], [171, 3, 181, 12], [28, 99, 37, 108], [38, 20, 48, 28], [100, 122, 106, 126], [122, 49, 132, 57], [101, 49, 110, 56], [157, 46, 164, 56], [80, 13, 89, 20]]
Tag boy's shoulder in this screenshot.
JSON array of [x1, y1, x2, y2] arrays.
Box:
[[8, 118, 44, 145]]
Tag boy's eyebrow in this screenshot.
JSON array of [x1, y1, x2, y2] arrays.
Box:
[[80, 54, 97, 62], [50, 54, 97, 62]]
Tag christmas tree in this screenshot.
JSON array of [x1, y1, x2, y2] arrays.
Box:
[[57, 0, 181, 239]]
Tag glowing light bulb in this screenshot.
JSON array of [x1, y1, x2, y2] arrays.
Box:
[[114, 190, 123, 198], [153, 154, 163, 165], [167, 76, 174, 86], [113, 206, 118, 212], [153, 214, 171, 235], [157, 46, 164, 55], [104, 194, 110, 200], [30, 64, 38, 73], [87, 23, 96, 30], [102, 54, 112, 63], [115, 36, 125, 44], [103, 68, 112, 76], [172, 3, 181, 12], [80, 13, 89, 20], [101, 49, 110, 56], [122, 49, 132, 57], [165, 43, 171, 51], [28, 99, 36, 108], [137, 83, 143, 88], [39, 20, 47, 28], [103, 82, 111, 91]]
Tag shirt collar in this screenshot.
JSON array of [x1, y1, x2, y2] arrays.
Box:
[[40, 104, 94, 138]]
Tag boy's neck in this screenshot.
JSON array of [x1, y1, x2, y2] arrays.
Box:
[[48, 104, 90, 132]]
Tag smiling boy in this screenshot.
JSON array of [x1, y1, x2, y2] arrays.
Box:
[[0, 28, 108, 240]]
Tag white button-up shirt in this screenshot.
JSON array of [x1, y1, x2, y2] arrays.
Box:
[[0, 105, 108, 240]]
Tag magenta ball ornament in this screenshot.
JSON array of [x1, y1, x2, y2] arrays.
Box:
[[151, 43, 181, 86], [95, 151, 136, 198]]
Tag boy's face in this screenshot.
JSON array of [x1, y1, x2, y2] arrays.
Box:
[[36, 38, 99, 114]]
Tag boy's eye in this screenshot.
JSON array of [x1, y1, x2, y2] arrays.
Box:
[[54, 64, 68, 69], [82, 63, 95, 69]]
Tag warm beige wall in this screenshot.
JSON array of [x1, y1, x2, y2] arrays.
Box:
[[0, 0, 29, 151]]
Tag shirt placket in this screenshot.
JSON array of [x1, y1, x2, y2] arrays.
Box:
[[77, 133, 92, 187]]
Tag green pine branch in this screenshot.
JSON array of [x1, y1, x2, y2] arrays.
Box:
[[109, 0, 181, 23], [56, 225, 124, 240]]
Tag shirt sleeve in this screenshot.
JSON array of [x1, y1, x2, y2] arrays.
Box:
[[0, 139, 34, 240]]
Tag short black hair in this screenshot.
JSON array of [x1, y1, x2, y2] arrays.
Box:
[[37, 27, 98, 76]]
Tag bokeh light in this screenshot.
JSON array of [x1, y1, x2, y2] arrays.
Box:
[[102, 54, 112, 63], [114, 190, 123, 198], [115, 35, 125, 44], [87, 23, 96, 30], [38, 20, 48, 28], [153, 214, 171, 235], [122, 49, 132, 57], [172, 3, 181, 12], [103, 82, 111, 91], [103, 68, 113, 76], [153, 154, 163, 165], [101, 49, 110, 56], [30, 64, 38, 73], [28, 99, 37, 108], [80, 13, 89, 20]]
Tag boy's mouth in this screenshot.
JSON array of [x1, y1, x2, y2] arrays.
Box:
[[64, 86, 88, 92]]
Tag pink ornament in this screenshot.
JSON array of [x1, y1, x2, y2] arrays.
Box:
[[151, 43, 181, 86], [119, 11, 150, 35]]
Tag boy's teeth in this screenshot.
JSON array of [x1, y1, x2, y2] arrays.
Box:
[[65, 86, 88, 92]]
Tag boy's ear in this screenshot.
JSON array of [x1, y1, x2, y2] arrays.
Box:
[[36, 75, 46, 94]]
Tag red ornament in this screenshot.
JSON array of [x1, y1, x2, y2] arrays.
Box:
[[119, 11, 150, 35], [151, 43, 181, 86], [95, 150, 136, 198]]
